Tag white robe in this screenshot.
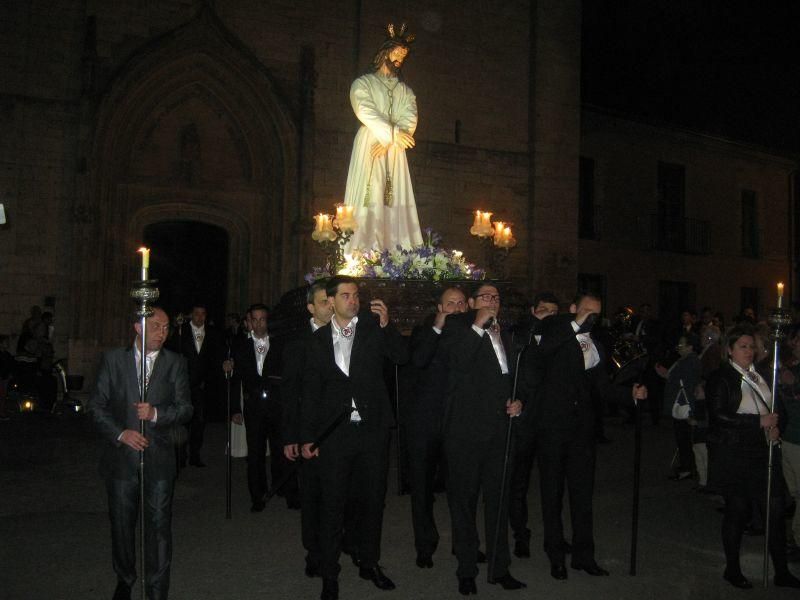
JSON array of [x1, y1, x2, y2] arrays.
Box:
[[343, 72, 423, 251]]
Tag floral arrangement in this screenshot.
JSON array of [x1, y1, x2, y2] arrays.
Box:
[[305, 228, 485, 284]]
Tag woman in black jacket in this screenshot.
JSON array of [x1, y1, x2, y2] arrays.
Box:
[[707, 325, 800, 589]]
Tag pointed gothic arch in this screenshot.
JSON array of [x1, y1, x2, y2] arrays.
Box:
[[72, 9, 301, 348]]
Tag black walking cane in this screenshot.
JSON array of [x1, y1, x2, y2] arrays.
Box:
[[395, 364, 405, 495], [265, 405, 356, 502], [629, 391, 642, 575], [488, 342, 526, 584], [225, 344, 232, 520]]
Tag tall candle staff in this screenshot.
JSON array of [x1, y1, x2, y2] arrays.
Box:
[[129, 247, 160, 600], [764, 281, 791, 587]]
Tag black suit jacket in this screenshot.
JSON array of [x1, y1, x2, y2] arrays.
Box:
[[231, 335, 282, 414], [89, 347, 192, 480], [300, 314, 408, 444], [441, 311, 514, 442], [280, 323, 316, 444], [406, 314, 454, 420], [520, 313, 622, 435], [170, 324, 224, 390]]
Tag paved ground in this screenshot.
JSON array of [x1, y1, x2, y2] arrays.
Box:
[[2, 407, 799, 600]]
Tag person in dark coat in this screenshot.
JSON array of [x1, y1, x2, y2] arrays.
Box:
[[519, 292, 646, 581], [281, 280, 337, 576], [228, 303, 294, 511], [89, 307, 192, 600], [169, 303, 224, 467], [441, 283, 526, 596], [300, 276, 409, 600], [706, 325, 800, 589], [508, 291, 559, 559], [405, 286, 468, 568]]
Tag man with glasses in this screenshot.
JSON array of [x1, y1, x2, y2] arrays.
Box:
[[406, 286, 468, 569], [441, 283, 525, 595]]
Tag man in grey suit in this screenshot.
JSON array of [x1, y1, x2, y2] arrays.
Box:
[[89, 307, 192, 600]]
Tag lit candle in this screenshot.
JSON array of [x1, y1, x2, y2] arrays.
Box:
[[481, 212, 494, 236], [470, 210, 483, 236], [138, 247, 150, 281], [778, 282, 784, 308]]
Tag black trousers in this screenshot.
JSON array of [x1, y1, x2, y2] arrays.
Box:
[[406, 410, 445, 556], [106, 477, 174, 600], [188, 385, 206, 460], [243, 395, 295, 502], [445, 425, 512, 580], [300, 457, 361, 569], [509, 431, 536, 543], [536, 428, 596, 566], [317, 424, 390, 579], [672, 417, 695, 474]]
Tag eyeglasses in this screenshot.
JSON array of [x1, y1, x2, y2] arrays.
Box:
[[474, 293, 501, 303]]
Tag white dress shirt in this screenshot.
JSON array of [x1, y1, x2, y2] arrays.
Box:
[[330, 316, 361, 422], [190, 322, 205, 353], [470, 323, 510, 374], [252, 335, 270, 376], [730, 360, 772, 415], [570, 320, 600, 370]]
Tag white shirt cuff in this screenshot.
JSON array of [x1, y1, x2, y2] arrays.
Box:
[[151, 407, 158, 422], [571, 320, 581, 333], [432, 326, 442, 335], [471, 324, 486, 337]]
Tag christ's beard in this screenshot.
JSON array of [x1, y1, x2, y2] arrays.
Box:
[[383, 58, 402, 75]]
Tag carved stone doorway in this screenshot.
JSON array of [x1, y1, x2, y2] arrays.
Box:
[[143, 221, 229, 327]]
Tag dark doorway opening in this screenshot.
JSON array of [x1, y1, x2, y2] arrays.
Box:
[[143, 221, 229, 327]]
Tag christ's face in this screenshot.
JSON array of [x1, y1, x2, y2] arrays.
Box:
[[385, 45, 409, 72]]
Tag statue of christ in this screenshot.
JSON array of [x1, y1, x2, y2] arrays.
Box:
[[343, 23, 423, 252]]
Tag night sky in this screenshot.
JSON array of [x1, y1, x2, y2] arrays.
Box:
[[582, 1, 800, 154]]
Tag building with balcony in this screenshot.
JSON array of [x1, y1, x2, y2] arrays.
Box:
[[578, 106, 798, 323]]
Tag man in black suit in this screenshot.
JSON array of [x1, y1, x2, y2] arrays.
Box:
[[229, 303, 293, 511], [89, 307, 192, 600], [301, 276, 408, 600], [442, 283, 525, 596], [406, 286, 467, 569], [281, 280, 335, 577], [170, 303, 223, 467], [508, 291, 559, 559], [520, 292, 646, 580]]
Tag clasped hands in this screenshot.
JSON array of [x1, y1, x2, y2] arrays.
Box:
[[370, 130, 415, 159]]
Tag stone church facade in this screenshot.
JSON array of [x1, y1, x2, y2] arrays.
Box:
[[2, 0, 795, 383], [1, 0, 581, 377]]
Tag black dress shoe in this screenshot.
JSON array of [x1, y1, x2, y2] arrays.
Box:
[[513, 539, 530, 558], [723, 570, 752, 589], [320, 578, 339, 600], [112, 581, 131, 600], [286, 497, 301, 510], [305, 562, 320, 578], [571, 562, 610, 576], [550, 563, 567, 580], [250, 499, 265, 512], [415, 553, 433, 568], [458, 577, 477, 595], [775, 571, 800, 588], [359, 566, 396, 590], [489, 572, 527, 589]]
